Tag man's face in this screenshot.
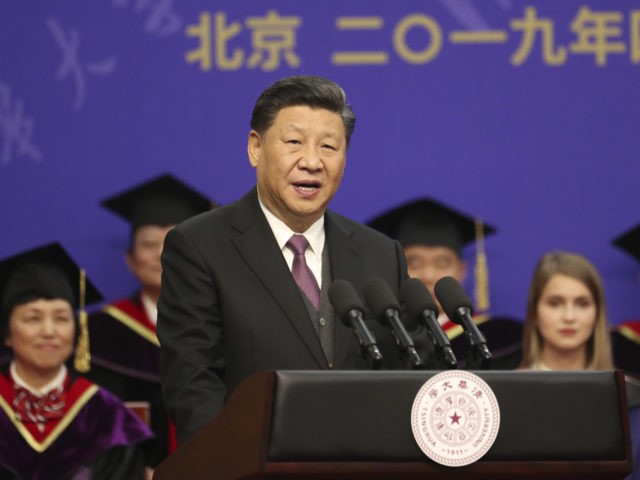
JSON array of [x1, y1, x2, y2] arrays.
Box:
[[405, 244, 466, 314], [248, 105, 347, 233], [126, 224, 173, 292]]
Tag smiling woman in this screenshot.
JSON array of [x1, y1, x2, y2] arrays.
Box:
[[6, 298, 75, 386], [0, 243, 153, 480]]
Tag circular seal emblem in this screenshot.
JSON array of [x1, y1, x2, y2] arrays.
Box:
[[411, 370, 500, 467]]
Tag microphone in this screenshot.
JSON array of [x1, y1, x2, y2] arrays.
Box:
[[328, 279, 384, 368], [400, 278, 458, 369], [364, 278, 422, 369], [434, 276, 492, 369]]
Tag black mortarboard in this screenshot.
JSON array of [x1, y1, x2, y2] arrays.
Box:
[[366, 198, 496, 254], [0, 242, 102, 331], [101, 174, 214, 231], [612, 223, 640, 263]]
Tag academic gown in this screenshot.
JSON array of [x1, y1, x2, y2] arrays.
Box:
[[86, 293, 172, 466], [437, 314, 524, 370], [0, 371, 152, 480], [612, 320, 640, 379], [611, 320, 640, 480], [625, 377, 640, 480]]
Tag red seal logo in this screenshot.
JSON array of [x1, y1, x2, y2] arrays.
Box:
[[411, 370, 500, 467]]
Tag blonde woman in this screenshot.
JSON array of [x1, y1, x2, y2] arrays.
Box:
[[520, 251, 613, 371], [520, 251, 638, 479]]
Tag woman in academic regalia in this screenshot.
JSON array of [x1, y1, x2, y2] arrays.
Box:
[[0, 243, 153, 480]]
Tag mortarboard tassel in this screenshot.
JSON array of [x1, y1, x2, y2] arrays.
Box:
[[474, 217, 490, 313], [74, 268, 91, 373]]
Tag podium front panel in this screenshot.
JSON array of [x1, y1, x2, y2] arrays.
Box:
[[267, 370, 626, 462]]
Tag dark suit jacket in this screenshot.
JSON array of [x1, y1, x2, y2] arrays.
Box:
[[157, 187, 409, 445]]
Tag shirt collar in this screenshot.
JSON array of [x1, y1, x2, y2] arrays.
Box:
[[140, 291, 158, 325], [531, 361, 552, 371], [10, 362, 67, 396], [258, 196, 325, 256]]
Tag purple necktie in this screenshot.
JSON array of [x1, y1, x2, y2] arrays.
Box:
[[287, 234, 321, 310]]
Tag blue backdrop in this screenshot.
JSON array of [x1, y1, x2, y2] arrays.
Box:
[[2, 0, 639, 325]]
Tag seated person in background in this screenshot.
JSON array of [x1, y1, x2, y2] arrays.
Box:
[[519, 251, 638, 480], [86, 173, 214, 465], [0, 243, 152, 480], [611, 223, 640, 380], [610, 225, 640, 480], [367, 197, 523, 369]]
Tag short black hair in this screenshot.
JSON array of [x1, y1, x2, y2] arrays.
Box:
[[250, 75, 356, 147], [0, 243, 102, 341]]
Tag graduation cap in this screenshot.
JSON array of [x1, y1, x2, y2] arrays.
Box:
[[367, 198, 496, 253], [367, 197, 496, 311], [612, 223, 640, 263], [0, 242, 103, 372], [101, 174, 214, 232]]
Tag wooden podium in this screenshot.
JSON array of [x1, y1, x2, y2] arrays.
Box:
[[154, 370, 632, 479]]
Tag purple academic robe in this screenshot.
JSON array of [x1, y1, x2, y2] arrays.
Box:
[[0, 372, 152, 480], [86, 293, 174, 465]]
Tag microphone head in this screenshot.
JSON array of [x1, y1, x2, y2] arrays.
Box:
[[400, 278, 438, 317], [364, 278, 400, 322], [328, 279, 365, 322], [433, 276, 473, 323]]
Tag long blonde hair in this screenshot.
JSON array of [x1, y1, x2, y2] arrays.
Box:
[[520, 252, 613, 370]]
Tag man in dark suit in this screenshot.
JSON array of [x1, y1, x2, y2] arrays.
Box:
[[157, 75, 410, 445]]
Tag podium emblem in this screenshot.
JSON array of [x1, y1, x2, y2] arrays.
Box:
[[411, 370, 500, 467]]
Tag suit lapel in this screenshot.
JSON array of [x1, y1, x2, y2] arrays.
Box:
[[325, 212, 365, 368], [229, 189, 327, 368]]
